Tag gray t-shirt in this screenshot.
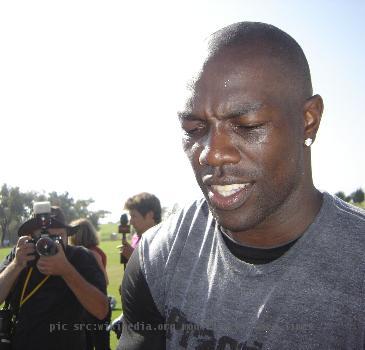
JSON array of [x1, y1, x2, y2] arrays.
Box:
[[136, 192, 365, 349]]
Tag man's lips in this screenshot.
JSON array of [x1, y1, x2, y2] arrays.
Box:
[[206, 182, 254, 211]]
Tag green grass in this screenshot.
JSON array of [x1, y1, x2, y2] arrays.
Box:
[[0, 229, 125, 350], [0, 247, 11, 260], [97, 224, 128, 348], [99, 222, 119, 241], [355, 202, 365, 209], [100, 240, 125, 349]]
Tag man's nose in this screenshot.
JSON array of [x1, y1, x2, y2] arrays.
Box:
[[198, 127, 240, 167]]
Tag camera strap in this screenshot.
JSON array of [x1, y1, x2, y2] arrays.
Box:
[[19, 267, 50, 308]]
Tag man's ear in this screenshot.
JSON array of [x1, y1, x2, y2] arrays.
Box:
[[303, 94, 324, 143]]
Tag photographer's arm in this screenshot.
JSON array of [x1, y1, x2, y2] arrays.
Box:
[[0, 261, 23, 304], [36, 242, 109, 320], [60, 262, 109, 320], [0, 236, 35, 304]]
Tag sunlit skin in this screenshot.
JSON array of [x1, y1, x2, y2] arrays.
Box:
[[129, 209, 155, 236], [179, 45, 323, 248]]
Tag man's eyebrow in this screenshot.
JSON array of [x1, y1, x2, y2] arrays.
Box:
[[177, 103, 263, 120], [177, 111, 198, 120], [223, 103, 264, 119]]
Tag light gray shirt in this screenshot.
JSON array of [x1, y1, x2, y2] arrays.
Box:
[[139, 193, 365, 349]]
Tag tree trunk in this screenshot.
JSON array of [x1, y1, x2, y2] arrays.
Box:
[[0, 219, 9, 247]]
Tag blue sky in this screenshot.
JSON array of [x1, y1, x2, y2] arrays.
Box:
[[0, 0, 363, 221]]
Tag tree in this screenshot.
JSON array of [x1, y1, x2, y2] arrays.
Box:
[[351, 188, 365, 204], [46, 193, 109, 229], [335, 188, 365, 206], [87, 210, 110, 229], [0, 184, 33, 245], [0, 184, 110, 245], [334, 191, 346, 201]]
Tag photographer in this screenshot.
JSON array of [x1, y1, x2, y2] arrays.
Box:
[[0, 204, 109, 350]]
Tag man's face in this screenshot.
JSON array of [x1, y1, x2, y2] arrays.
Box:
[[129, 209, 154, 235], [179, 49, 306, 234]]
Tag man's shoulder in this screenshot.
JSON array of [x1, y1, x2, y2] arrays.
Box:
[[66, 245, 96, 264], [135, 198, 213, 314], [66, 245, 107, 291], [320, 193, 365, 252], [138, 198, 212, 269], [141, 197, 211, 247], [66, 244, 89, 254], [328, 193, 365, 227]]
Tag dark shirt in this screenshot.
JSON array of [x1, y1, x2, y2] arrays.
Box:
[[220, 229, 299, 264], [0, 245, 106, 350]]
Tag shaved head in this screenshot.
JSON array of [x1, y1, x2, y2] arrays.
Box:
[[204, 22, 313, 103], [180, 21, 324, 245]]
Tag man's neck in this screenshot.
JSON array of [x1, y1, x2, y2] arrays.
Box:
[[227, 188, 323, 249]]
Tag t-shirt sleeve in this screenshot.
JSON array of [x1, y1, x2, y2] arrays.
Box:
[[0, 247, 16, 273], [118, 247, 166, 350], [69, 246, 107, 295]]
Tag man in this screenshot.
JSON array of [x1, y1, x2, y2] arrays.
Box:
[[119, 22, 365, 349], [111, 193, 162, 339], [119, 192, 161, 261], [0, 205, 109, 350]]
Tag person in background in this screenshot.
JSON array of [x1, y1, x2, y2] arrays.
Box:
[[70, 218, 108, 285], [111, 193, 162, 340], [119, 192, 161, 262], [69, 218, 110, 350]]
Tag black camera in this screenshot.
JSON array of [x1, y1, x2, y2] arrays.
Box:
[[29, 235, 62, 257], [27, 202, 63, 257], [0, 309, 12, 349]]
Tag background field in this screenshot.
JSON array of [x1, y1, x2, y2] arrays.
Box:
[[0, 225, 126, 349]]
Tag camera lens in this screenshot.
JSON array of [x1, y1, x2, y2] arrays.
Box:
[[36, 236, 58, 256]]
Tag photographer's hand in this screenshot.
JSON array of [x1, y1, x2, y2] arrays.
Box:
[[120, 241, 134, 260], [14, 236, 36, 269], [36, 241, 71, 276], [0, 236, 35, 304]]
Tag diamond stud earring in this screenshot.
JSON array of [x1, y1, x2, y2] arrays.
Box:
[[304, 138, 313, 147]]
